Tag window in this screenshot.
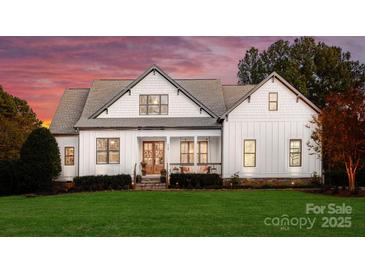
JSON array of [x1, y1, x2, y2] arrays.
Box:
[[244, 140, 256, 167], [198, 141, 208, 164], [96, 138, 120, 164], [268, 92, 278, 111], [180, 141, 194, 164], [139, 94, 168, 115], [65, 147, 74, 166], [289, 139, 302, 167]]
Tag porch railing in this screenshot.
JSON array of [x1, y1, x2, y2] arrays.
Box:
[[169, 163, 222, 175]]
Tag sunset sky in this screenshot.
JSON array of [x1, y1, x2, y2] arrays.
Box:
[[1, 36, 365, 125]]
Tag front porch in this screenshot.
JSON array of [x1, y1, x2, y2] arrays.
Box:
[[136, 131, 222, 176]]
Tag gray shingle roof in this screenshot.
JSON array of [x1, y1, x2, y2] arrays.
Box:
[[50, 71, 255, 133], [177, 79, 226, 116], [50, 88, 89, 134], [222, 85, 255, 109], [79, 79, 132, 119]]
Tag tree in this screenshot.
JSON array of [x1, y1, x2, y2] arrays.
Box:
[[19, 128, 61, 192], [308, 88, 365, 193], [0, 86, 42, 160], [237, 37, 365, 107]]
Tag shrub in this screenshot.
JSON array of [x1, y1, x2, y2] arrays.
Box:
[[0, 160, 34, 195], [19, 128, 61, 193], [73, 174, 131, 192], [0, 160, 17, 195], [160, 169, 167, 184], [169, 173, 223, 189], [230, 172, 241, 188]]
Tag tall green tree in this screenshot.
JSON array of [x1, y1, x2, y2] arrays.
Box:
[[0, 86, 42, 160], [237, 37, 365, 107]]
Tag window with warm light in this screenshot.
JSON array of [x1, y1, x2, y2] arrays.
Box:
[[244, 139, 256, 167], [268, 92, 278, 111], [180, 141, 194, 164], [64, 147, 74, 166], [198, 141, 208, 164], [139, 94, 168, 115], [96, 138, 120, 164], [289, 139, 302, 167]]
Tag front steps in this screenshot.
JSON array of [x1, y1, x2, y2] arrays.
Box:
[[135, 176, 167, 190]]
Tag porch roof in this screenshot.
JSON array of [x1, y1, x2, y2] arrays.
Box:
[[74, 117, 221, 129]]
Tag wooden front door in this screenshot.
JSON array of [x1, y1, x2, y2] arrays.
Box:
[[143, 141, 165, 174]]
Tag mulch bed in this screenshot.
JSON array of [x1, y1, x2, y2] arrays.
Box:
[[302, 188, 365, 197]]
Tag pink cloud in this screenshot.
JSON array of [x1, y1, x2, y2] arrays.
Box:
[[0, 36, 364, 122]]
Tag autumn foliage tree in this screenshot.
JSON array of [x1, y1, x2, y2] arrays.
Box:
[[0, 86, 42, 160], [309, 88, 365, 193]]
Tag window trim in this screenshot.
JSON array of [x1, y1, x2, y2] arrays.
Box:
[[139, 94, 169, 115], [180, 140, 194, 164], [268, 92, 278, 111], [96, 138, 120, 165], [243, 139, 256, 167], [289, 139, 302, 167], [198, 140, 208, 164], [64, 146, 75, 166]]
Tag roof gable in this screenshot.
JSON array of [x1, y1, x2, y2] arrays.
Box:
[[89, 65, 217, 118], [220, 72, 320, 118]]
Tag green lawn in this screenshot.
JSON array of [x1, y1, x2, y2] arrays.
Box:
[[0, 190, 364, 236]]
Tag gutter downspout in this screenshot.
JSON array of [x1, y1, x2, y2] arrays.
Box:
[[76, 127, 80, 178]]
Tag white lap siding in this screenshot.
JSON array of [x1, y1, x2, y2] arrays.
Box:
[[55, 136, 78, 181], [222, 78, 321, 178]]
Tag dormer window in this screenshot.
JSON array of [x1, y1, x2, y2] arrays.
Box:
[[268, 92, 278, 111], [139, 95, 168, 115]]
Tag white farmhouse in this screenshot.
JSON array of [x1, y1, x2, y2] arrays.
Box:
[[50, 65, 321, 182]]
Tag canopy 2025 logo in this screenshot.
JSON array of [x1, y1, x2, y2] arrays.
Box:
[[264, 203, 352, 231]]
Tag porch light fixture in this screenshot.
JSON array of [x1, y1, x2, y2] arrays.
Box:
[[128, 90, 131, 95], [177, 89, 180, 95]]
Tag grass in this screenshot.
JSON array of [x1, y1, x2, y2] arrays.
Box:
[[0, 190, 364, 236]]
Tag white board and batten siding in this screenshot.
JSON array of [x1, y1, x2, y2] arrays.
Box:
[[55, 136, 78, 181], [98, 72, 210, 118], [223, 78, 321, 178]]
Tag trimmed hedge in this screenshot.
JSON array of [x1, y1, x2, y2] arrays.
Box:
[[73, 174, 132, 192], [169, 173, 223, 189], [0, 160, 18, 196], [0, 160, 35, 196]]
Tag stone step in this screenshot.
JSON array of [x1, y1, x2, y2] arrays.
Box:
[[135, 183, 167, 190], [141, 176, 162, 184]]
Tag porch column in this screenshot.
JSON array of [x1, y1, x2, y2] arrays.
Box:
[[194, 135, 198, 173], [166, 136, 170, 173]]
